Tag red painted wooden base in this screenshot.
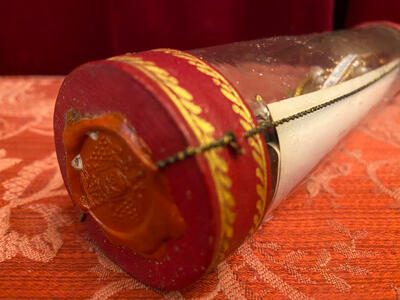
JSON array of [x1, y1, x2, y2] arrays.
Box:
[[54, 50, 271, 290]]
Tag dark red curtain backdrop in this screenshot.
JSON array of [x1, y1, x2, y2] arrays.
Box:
[[0, 0, 399, 75]]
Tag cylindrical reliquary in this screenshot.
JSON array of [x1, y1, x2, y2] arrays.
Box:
[[54, 22, 400, 290]]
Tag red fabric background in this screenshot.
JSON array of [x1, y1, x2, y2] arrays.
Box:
[[0, 0, 335, 74], [346, 0, 400, 28], [2, 0, 399, 75], [3, 0, 400, 75]]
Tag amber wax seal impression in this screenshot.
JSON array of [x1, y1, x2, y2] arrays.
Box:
[[63, 110, 185, 259]]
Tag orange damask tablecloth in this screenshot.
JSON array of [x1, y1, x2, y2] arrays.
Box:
[[0, 76, 399, 299]]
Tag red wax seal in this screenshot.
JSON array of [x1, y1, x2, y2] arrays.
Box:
[[63, 111, 185, 259]]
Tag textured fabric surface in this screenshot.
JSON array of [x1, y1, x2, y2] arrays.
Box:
[[0, 76, 399, 299]]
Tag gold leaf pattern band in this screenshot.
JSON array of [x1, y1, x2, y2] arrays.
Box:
[[154, 49, 268, 234], [108, 55, 235, 262]]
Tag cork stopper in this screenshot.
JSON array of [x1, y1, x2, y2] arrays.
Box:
[[63, 111, 185, 259]]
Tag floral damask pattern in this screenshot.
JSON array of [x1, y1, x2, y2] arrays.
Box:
[[0, 76, 399, 299]]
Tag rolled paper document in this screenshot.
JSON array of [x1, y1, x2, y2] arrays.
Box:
[[54, 22, 400, 290]]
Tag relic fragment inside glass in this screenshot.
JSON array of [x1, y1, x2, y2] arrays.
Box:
[[190, 24, 400, 118], [191, 24, 400, 207]]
